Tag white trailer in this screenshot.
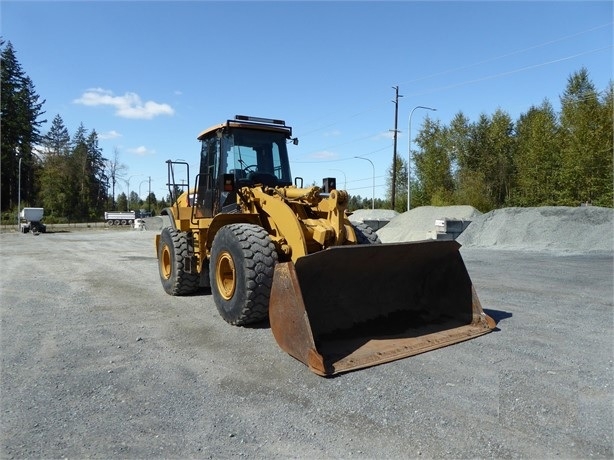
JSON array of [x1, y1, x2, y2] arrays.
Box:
[[104, 211, 136, 226], [20, 207, 46, 234]]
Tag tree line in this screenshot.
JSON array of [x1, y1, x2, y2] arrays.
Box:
[[377, 68, 612, 212], [1, 40, 168, 224], [2, 38, 612, 225]]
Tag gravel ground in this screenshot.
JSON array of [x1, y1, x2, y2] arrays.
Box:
[[1, 208, 613, 459]]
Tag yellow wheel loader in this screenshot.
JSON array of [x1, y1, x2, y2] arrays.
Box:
[[155, 115, 495, 376]]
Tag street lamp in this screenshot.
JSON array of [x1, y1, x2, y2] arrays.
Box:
[[354, 156, 375, 210], [139, 177, 153, 212], [408, 105, 437, 212], [125, 174, 144, 211], [139, 178, 150, 203], [17, 157, 22, 231]]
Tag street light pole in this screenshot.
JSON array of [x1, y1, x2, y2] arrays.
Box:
[[355, 156, 375, 210], [17, 157, 22, 231], [138, 179, 150, 206], [148, 176, 151, 213], [408, 105, 437, 212], [125, 174, 144, 211]]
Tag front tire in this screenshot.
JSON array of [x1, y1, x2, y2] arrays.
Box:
[[210, 224, 278, 326], [158, 227, 199, 295], [351, 222, 382, 244]]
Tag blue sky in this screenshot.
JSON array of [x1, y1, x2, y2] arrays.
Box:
[[2, 1, 612, 202]]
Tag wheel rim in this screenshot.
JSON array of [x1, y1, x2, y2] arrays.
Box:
[[160, 244, 172, 280], [216, 251, 236, 301]]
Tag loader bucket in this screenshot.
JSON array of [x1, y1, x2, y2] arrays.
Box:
[[269, 239, 495, 376]]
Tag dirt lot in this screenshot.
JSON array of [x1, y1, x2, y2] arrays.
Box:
[[1, 226, 612, 459]]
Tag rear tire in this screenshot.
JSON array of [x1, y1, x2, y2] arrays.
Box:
[[352, 222, 382, 244], [210, 224, 278, 326], [158, 227, 199, 295]]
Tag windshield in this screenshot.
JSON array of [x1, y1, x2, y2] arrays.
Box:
[[222, 128, 292, 186]]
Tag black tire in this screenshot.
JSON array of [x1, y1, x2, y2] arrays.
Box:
[[351, 222, 382, 244], [158, 227, 199, 295], [210, 223, 278, 326]]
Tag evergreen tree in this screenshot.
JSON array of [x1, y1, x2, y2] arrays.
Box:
[[446, 112, 492, 209], [86, 130, 108, 219], [116, 192, 128, 212], [595, 82, 614, 207], [41, 114, 71, 156], [485, 109, 516, 206], [0, 40, 46, 211], [559, 68, 611, 206], [514, 100, 561, 206], [39, 115, 72, 217], [71, 123, 89, 219], [413, 118, 454, 206]]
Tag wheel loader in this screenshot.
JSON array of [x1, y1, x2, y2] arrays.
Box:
[[155, 115, 495, 376]]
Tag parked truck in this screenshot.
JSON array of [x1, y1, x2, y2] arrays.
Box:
[[104, 211, 136, 226], [20, 207, 46, 234]]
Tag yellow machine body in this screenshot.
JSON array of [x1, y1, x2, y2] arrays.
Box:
[[155, 115, 495, 376]]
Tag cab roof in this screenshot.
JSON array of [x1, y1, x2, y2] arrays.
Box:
[[197, 115, 292, 140]]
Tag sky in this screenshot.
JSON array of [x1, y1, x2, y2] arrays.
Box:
[[2, 1, 612, 203]]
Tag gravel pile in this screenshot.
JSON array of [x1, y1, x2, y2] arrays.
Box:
[[375, 204, 613, 253], [348, 208, 399, 222], [458, 206, 614, 253], [377, 205, 482, 243]]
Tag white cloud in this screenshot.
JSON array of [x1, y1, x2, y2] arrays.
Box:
[[128, 146, 155, 156], [324, 130, 342, 137], [74, 88, 175, 119], [99, 130, 122, 140], [310, 150, 338, 160], [375, 130, 396, 140]]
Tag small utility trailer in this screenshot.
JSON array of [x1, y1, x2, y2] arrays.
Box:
[[20, 208, 46, 234]]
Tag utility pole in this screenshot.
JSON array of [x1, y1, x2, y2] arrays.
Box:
[[390, 86, 403, 209]]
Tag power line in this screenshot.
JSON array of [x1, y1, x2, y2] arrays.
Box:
[[292, 23, 612, 178], [398, 22, 613, 88], [291, 144, 391, 165], [405, 46, 613, 98]]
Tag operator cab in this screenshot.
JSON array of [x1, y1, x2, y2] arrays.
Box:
[[196, 115, 296, 216]]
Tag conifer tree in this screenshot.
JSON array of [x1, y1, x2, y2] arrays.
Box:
[[0, 40, 46, 211]]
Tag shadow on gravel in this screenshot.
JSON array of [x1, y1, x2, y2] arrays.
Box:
[[484, 308, 513, 328]]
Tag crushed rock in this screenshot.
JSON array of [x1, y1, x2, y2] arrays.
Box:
[[457, 206, 614, 253], [377, 205, 482, 243], [348, 209, 400, 222]]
